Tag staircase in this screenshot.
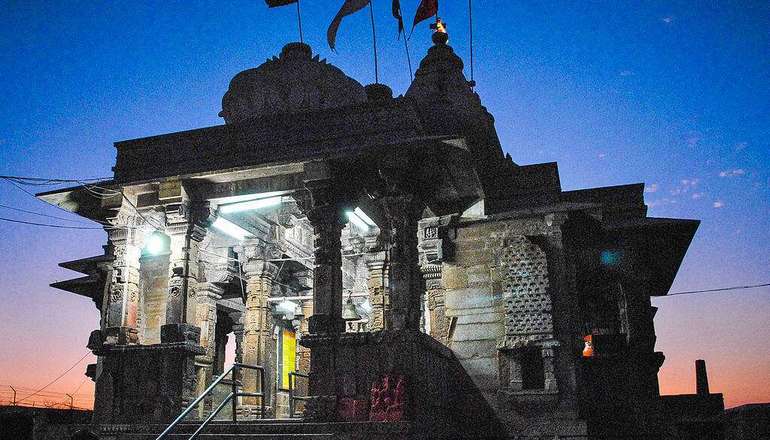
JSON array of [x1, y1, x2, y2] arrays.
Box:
[[112, 419, 413, 440]]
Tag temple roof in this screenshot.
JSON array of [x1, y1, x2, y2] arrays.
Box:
[[219, 43, 367, 124]]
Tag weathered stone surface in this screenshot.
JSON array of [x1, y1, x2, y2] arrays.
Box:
[[220, 43, 366, 124]]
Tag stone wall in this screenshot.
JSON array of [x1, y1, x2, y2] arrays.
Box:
[[438, 216, 587, 438]]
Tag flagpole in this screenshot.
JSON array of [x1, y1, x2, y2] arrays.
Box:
[[403, 35, 413, 81], [296, 0, 304, 43], [369, 0, 380, 84], [468, 0, 474, 86]]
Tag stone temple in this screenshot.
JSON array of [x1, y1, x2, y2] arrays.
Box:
[[38, 33, 698, 440]]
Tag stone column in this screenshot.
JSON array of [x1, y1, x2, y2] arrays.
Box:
[[103, 214, 144, 345], [241, 247, 279, 410], [418, 215, 456, 343], [364, 233, 390, 331], [305, 180, 346, 335], [195, 282, 223, 416], [380, 192, 423, 331], [161, 202, 208, 343], [422, 265, 449, 343], [230, 313, 244, 365], [297, 298, 313, 373]]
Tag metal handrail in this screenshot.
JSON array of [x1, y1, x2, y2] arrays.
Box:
[[287, 371, 310, 418], [155, 362, 266, 440]]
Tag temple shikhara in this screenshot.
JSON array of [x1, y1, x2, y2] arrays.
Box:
[[38, 31, 698, 440]]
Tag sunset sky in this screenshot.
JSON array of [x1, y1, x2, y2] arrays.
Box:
[[0, 1, 768, 410]]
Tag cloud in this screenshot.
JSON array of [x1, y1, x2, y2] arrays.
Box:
[[670, 178, 699, 196], [644, 183, 659, 193], [648, 198, 677, 208], [713, 200, 725, 209], [691, 192, 704, 200], [719, 168, 745, 177]]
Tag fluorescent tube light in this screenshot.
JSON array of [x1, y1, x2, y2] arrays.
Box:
[[212, 217, 252, 240], [353, 207, 377, 227], [219, 196, 282, 214], [346, 210, 370, 231]]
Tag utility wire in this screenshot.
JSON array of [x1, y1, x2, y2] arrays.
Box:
[[0, 217, 105, 230], [664, 282, 770, 297], [0, 203, 90, 224], [17, 352, 91, 403], [0, 175, 110, 183]]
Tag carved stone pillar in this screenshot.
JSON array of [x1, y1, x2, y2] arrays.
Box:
[[364, 233, 390, 331], [241, 248, 279, 410], [298, 299, 313, 373], [422, 265, 449, 343], [103, 214, 144, 345], [380, 193, 423, 331], [230, 313, 244, 364], [418, 215, 456, 343], [305, 180, 346, 335], [161, 202, 208, 344], [195, 282, 223, 416]]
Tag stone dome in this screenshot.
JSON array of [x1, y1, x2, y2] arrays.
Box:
[[219, 43, 367, 124]]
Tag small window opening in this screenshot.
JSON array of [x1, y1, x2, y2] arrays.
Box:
[[521, 347, 545, 390]]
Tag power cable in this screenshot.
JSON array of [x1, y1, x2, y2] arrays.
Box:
[[0, 203, 91, 224], [663, 282, 770, 297], [0, 175, 110, 183], [0, 217, 105, 230], [17, 352, 91, 403]]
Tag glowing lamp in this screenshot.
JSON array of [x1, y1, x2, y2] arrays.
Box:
[[143, 231, 169, 256], [212, 217, 252, 241], [219, 196, 282, 214]]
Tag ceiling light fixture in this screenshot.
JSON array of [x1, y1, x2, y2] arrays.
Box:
[[212, 217, 252, 240], [219, 196, 283, 214]]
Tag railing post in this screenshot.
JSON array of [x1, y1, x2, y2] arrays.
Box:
[[231, 365, 238, 423], [288, 373, 294, 418]]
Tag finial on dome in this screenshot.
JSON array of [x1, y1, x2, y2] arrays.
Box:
[[430, 18, 448, 45]]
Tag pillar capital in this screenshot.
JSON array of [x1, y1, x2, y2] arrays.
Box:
[[242, 259, 279, 280]]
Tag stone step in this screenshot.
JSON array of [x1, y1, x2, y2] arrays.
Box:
[[123, 434, 335, 440], [112, 420, 413, 440]]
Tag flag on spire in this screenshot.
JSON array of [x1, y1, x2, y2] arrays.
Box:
[[411, 0, 438, 34], [392, 0, 405, 37], [327, 0, 371, 51], [265, 0, 297, 7]]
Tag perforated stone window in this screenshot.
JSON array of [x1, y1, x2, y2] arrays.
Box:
[[499, 236, 553, 348]]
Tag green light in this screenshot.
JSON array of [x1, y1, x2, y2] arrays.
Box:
[[143, 231, 169, 256]]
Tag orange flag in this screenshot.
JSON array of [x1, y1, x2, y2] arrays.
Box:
[[327, 0, 371, 51]]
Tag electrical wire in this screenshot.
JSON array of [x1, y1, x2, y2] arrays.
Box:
[[0, 203, 91, 224], [17, 352, 91, 403], [0, 217, 105, 230], [664, 282, 770, 297], [0, 175, 109, 183]]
